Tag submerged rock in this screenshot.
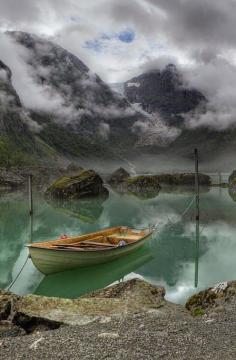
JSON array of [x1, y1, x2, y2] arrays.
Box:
[[45, 170, 109, 200]]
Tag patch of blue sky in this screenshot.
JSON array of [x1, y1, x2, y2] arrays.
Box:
[[84, 39, 103, 52], [118, 30, 135, 43], [84, 29, 135, 52]]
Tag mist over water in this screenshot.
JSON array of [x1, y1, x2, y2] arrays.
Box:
[[79, 153, 235, 176]]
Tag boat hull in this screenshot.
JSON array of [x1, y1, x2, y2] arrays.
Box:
[[29, 234, 152, 275]]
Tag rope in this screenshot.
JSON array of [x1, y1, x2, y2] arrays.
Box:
[[6, 255, 29, 292], [180, 196, 196, 217], [150, 195, 196, 232]]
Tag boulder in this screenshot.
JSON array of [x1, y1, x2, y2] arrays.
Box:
[[123, 175, 161, 198], [186, 281, 236, 316], [108, 167, 130, 186], [0, 279, 189, 331], [45, 170, 109, 200]]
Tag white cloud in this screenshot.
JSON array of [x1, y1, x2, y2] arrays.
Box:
[[1, 0, 236, 132]]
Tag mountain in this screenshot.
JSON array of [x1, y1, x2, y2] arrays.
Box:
[[124, 64, 205, 126], [123, 65, 236, 161], [5, 31, 143, 158], [1, 32, 236, 169], [0, 59, 48, 166]]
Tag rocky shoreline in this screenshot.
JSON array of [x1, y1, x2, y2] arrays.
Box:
[[1, 278, 236, 359]]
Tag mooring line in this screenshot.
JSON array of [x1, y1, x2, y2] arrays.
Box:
[[6, 255, 29, 292]]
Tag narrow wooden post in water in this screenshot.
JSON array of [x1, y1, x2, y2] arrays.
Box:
[[29, 174, 33, 216], [28, 174, 33, 243], [219, 172, 222, 196], [194, 149, 200, 288]]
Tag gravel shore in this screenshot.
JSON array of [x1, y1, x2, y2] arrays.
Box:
[[1, 311, 236, 360], [1, 279, 236, 359]]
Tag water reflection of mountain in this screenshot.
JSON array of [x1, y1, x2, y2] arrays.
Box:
[[35, 246, 152, 298], [138, 222, 207, 287], [46, 198, 106, 223]]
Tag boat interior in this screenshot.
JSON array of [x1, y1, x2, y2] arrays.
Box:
[[28, 226, 150, 251]]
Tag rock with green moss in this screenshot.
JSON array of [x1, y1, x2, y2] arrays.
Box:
[[108, 168, 161, 199], [123, 175, 161, 198], [45, 170, 109, 200], [186, 281, 236, 316], [0, 279, 189, 332]]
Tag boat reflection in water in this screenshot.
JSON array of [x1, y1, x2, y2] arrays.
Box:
[[34, 246, 152, 299]]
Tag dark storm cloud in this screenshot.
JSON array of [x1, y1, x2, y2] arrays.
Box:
[[147, 0, 236, 54]]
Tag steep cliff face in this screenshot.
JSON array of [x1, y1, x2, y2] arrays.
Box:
[[7, 31, 140, 153], [124, 64, 205, 126], [0, 59, 62, 166], [0, 60, 36, 160]]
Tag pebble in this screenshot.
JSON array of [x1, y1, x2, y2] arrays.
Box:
[[98, 332, 119, 339]]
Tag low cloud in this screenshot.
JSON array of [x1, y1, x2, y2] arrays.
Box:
[[182, 58, 236, 130]]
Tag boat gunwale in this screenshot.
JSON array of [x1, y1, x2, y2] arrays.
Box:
[[27, 229, 153, 253]]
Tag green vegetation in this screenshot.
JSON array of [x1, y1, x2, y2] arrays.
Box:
[[0, 136, 35, 167], [48, 171, 95, 190], [192, 308, 205, 316]]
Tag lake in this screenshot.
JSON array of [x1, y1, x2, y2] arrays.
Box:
[[1, 185, 236, 304]]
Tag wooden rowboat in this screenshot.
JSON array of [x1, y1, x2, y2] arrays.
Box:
[[27, 226, 153, 275]]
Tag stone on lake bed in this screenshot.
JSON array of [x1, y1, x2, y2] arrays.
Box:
[[45, 170, 109, 200]]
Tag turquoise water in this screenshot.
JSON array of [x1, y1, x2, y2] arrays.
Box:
[[1, 186, 236, 304]]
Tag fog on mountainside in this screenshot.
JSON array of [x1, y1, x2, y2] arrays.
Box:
[[0, 31, 236, 170]]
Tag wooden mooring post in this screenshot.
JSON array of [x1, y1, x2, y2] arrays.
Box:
[[29, 174, 33, 216], [28, 174, 33, 243], [194, 149, 200, 288]]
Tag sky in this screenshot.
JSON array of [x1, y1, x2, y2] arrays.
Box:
[[1, 0, 236, 130], [0, 0, 235, 83]]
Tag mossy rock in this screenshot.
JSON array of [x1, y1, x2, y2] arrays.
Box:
[[124, 175, 161, 198], [45, 170, 109, 200], [186, 281, 236, 315]]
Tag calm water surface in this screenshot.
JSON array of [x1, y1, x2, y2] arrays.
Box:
[[1, 186, 236, 304]]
